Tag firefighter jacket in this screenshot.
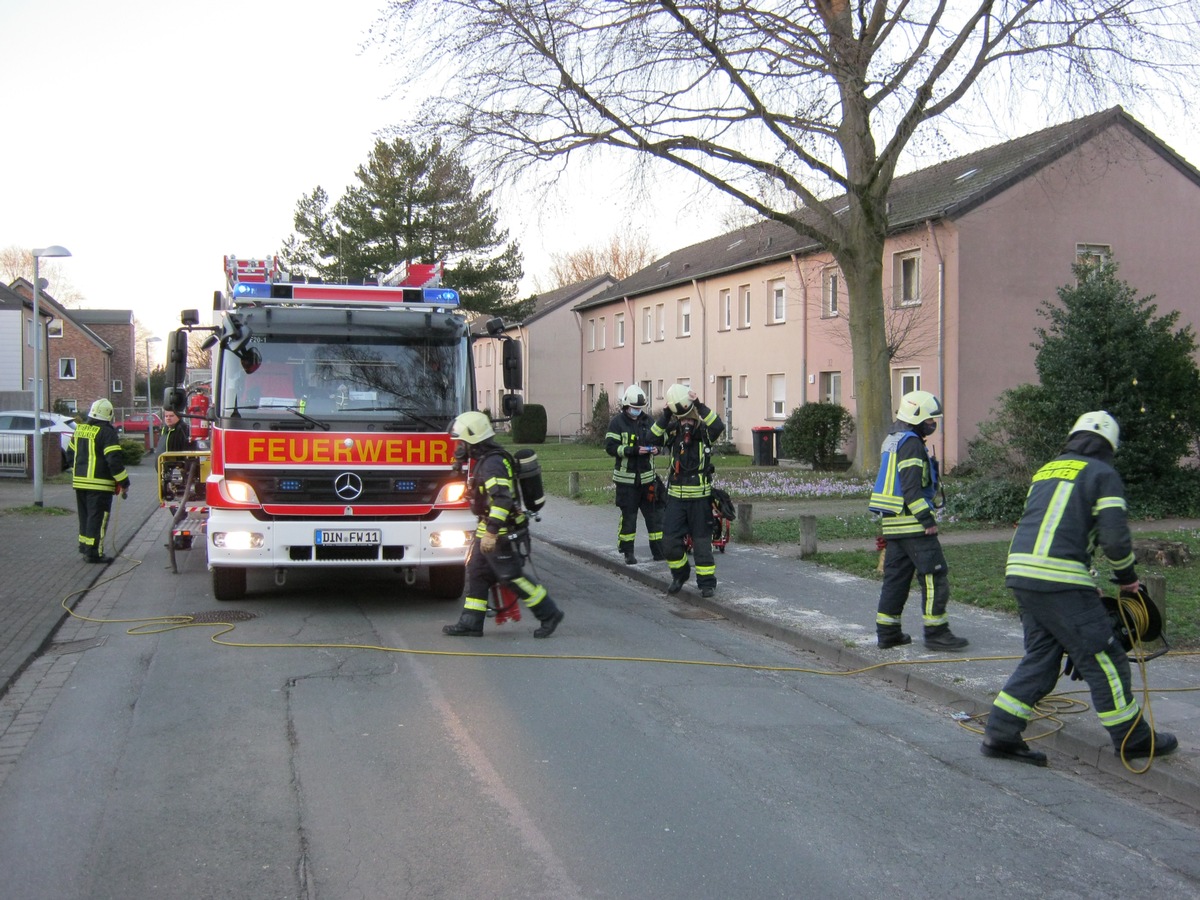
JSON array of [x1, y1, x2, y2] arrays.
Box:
[[869, 423, 938, 537], [605, 409, 657, 486], [651, 402, 725, 500], [1005, 442, 1137, 592], [468, 445, 528, 538], [68, 417, 130, 493]]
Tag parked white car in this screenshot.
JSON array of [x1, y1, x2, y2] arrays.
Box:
[[0, 411, 77, 464]]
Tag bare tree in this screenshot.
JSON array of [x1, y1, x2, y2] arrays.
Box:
[[538, 231, 656, 290], [1, 245, 85, 306], [378, 1, 1199, 468]]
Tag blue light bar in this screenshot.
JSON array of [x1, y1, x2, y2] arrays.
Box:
[[278, 479, 303, 491], [394, 479, 417, 492], [422, 288, 460, 306], [233, 282, 272, 300]]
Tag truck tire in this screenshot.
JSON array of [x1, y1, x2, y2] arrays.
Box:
[[428, 565, 465, 600], [213, 566, 247, 602]]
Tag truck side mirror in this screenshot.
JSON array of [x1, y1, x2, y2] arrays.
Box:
[[501, 393, 524, 417], [167, 330, 189, 390], [502, 339, 522, 391]]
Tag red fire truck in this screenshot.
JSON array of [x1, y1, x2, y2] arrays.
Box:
[[164, 256, 522, 602]]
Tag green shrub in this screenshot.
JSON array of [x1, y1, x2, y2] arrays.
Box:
[[579, 390, 612, 446], [944, 477, 1027, 523], [511, 404, 548, 443], [119, 439, 146, 467], [779, 403, 853, 470]]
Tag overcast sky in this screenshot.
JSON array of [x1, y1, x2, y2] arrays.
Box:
[[4, 1, 1196, 361]]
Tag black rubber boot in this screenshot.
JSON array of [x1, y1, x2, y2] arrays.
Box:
[[877, 630, 912, 649], [624, 552, 638, 565], [532, 598, 564, 638], [924, 629, 969, 651], [442, 610, 485, 636], [1119, 730, 1179, 759], [981, 737, 1048, 767]]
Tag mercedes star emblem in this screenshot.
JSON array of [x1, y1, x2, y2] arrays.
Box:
[[333, 472, 363, 500]]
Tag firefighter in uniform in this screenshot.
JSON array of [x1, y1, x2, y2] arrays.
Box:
[[442, 411, 564, 638], [652, 385, 725, 598], [869, 390, 969, 651], [605, 385, 665, 564], [67, 398, 130, 564], [981, 411, 1177, 766]]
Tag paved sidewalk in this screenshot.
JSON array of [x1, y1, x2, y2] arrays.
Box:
[[0, 463, 162, 691]]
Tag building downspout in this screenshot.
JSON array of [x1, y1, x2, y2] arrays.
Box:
[[790, 254, 808, 406], [926, 219, 946, 464], [691, 279, 707, 402], [572, 308, 584, 433]]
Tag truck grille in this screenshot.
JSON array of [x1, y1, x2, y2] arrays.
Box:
[[229, 468, 444, 506]]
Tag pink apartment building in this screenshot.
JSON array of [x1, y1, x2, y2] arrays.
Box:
[[564, 107, 1200, 469]]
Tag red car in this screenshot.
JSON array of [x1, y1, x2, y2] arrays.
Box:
[[115, 412, 162, 435]]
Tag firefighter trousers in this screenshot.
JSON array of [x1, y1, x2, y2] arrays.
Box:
[[615, 481, 664, 557], [75, 488, 114, 559], [876, 533, 952, 637], [662, 496, 716, 588], [985, 586, 1149, 748]]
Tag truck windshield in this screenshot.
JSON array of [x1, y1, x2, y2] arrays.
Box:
[[217, 332, 471, 431]]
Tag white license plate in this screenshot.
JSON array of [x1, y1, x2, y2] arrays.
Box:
[[316, 529, 382, 546]]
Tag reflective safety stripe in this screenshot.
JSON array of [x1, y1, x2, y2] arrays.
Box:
[[993, 691, 1034, 723], [464, 595, 488, 612], [921, 574, 947, 626], [1094, 650, 1141, 727], [515, 578, 547, 607], [876, 612, 903, 627], [695, 564, 716, 577], [1005, 553, 1094, 588]]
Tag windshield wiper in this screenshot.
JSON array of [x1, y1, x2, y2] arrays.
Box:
[[351, 407, 449, 431], [283, 406, 331, 431]]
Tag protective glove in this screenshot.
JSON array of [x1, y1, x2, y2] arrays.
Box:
[[480, 531, 498, 553]]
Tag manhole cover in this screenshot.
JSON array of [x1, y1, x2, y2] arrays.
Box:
[[670, 607, 724, 620], [48, 636, 108, 655], [184, 610, 258, 624]]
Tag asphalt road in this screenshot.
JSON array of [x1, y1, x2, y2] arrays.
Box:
[[1, 518, 1199, 899]]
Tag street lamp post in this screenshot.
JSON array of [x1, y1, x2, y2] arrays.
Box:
[[31, 245, 71, 507], [145, 336, 162, 449]]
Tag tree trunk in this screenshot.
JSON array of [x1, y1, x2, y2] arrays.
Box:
[[842, 250, 891, 476]]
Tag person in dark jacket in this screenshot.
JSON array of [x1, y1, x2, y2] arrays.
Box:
[[605, 385, 664, 565], [981, 411, 1177, 766], [651, 385, 725, 598], [66, 398, 130, 564], [868, 390, 969, 651], [442, 411, 564, 638], [155, 406, 192, 454]]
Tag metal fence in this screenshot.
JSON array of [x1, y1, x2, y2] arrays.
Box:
[[0, 433, 27, 477]]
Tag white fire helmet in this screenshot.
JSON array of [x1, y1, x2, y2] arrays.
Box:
[[622, 385, 648, 410], [665, 384, 695, 416], [449, 410, 495, 445], [1070, 410, 1119, 450], [896, 390, 943, 425]]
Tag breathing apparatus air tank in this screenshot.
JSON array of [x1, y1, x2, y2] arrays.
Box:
[[513, 448, 546, 513]]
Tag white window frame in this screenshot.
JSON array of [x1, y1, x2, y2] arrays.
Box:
[[770, 280, 786, 324], [587, 318, 596, 352], [679, 298, 691, 337], [894, 367, 921, 400], [48, 318, 64, 338], [719, 289, 731, 331], [615, 312, 625, 347], [655, 303, 665, 341], [819, 371, 842, 405], [823, 266, 841, 317], [642, 308, 653, 344], [58, 357, 77, 380], [738, 374, 749, 398], [893, 251, 921, 307], [1076, 243, 1112, 267], [598, 316, 606, 350], [112, 379, 124, 393], [768, 373, 786, 418], [739, 284, 751, 328]]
